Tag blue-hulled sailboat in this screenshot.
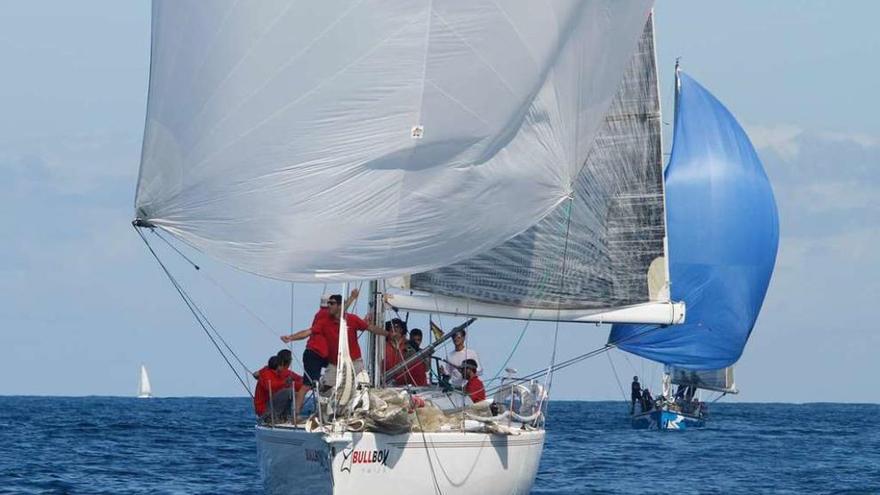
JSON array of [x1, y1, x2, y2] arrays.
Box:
[[610, 65, 780, 430]]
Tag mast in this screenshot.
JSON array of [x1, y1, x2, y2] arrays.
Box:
[[367, 280, 385, 387]]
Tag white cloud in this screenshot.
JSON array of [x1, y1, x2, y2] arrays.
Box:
[[777, 228, 879, 270], [0, 131, 140, 195], [793, 180, 878, 214], [816, 130, 878, 149], [746, 124, 804, 160], [747, 124, 880, 163]]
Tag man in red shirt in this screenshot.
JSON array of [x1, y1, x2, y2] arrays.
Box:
[[462, 359, 486, 403], [402, 328, 430, 387], [321, 293, 388, 387], [281, 289, 359, 413], [253, 355, 280, 417], [253, 351, 303, 422], [383, 319, 408, 384]]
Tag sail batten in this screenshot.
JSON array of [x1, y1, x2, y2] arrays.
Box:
[[135, 1, 655, 282]]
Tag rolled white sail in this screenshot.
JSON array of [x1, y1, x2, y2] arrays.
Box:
[[389, 15, 673, 321], [135, 1, 653, 281]]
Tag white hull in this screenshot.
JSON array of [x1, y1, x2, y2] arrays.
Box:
[[256, 425, 545, 495]]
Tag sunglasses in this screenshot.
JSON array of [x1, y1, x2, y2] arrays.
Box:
[[327, 301, 339, 306]]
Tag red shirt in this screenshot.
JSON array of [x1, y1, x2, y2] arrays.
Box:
[[320, 313, 369, 364], [253, 366, 303, 416], [465, 375, 486, 403], [404, 357, 428, 387], [383, 340, 406, 384], [278, 368, 303, 392], [305, 309, 330, 358]]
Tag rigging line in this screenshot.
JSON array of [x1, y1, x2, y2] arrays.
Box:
[[145, 232, 255, 388], [486, 318, 532, 385], [153, 229, 284, 339], [404, 387, 444, 495], [484, 323, 669, 397], [177, 274, 254, 376], [288, 282, 295, 352], [148, 232, 255, 374], [539, 195, 575, 418], [605, 352, 629, 403], [620, 350, 639, 376], [135, 227, 253, 398], [152, 229, 200, 270]]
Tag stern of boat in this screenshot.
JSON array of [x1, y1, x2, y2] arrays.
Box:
[[631, 409, 706, 430]]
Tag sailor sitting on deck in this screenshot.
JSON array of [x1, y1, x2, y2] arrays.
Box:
[[440, 328, 481, 388], [461, 359, 486, 403], [254, 351, 303, 423]]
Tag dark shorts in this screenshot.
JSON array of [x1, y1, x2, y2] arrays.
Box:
[[302, 349, 328, 388]]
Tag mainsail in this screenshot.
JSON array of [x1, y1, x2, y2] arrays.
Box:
[[134, 0, 654, 281], [387, 15, 683, 324], [668, 366, 737, 394], [608, 70, 780, 370]]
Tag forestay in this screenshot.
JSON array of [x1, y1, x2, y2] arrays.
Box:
[[135, 0, 653, 281], [608, 71, 779, 369], [388, 15, 676, 322]]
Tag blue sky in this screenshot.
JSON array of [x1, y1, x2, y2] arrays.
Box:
[[1, 1, 877, 402]]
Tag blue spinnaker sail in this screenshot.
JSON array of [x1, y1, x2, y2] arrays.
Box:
[[608, 71, 779, 370]]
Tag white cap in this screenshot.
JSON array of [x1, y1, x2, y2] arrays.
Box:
[[320, 294, 330, 308]]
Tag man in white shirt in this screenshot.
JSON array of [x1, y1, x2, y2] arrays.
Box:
[[441, 329, 481, 388]]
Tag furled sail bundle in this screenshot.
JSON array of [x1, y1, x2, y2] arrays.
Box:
[[388, 15, 684, 324], [608, 71, 780, 369], [135, 0, 654, 281]]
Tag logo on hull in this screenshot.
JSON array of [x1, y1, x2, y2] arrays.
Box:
[[340, 448, 391, 473]]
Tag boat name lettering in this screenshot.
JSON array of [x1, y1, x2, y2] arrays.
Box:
[[305, 448, 329, 470], [351, 449, 390, 466]]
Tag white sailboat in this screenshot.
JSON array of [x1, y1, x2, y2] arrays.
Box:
[[137, 364, 153, 399], [127, 1, 777, 492]]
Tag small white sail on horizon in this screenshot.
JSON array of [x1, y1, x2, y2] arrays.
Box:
[[137, 364, 153, 399]]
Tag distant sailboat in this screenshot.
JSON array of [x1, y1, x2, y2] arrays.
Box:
[[609, 65, 779, 430], [137, 364, 153, 399]]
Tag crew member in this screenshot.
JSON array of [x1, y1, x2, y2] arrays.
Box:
[[281, 289, 359, 409], [402, 328, 429, 386], [320, 294, 389, 387], [462, 359, 486, 403], [631, 376, 642, 415], [441, 329, 481, 388]]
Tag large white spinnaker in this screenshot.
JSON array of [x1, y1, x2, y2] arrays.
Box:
[[135, 0, 654, 281], [386, 14, 684, 325]]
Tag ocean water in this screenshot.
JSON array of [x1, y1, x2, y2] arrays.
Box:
[[0, 397, 877, 494]]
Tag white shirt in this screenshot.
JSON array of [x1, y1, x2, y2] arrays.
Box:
[[442, 348, 481, 387]]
